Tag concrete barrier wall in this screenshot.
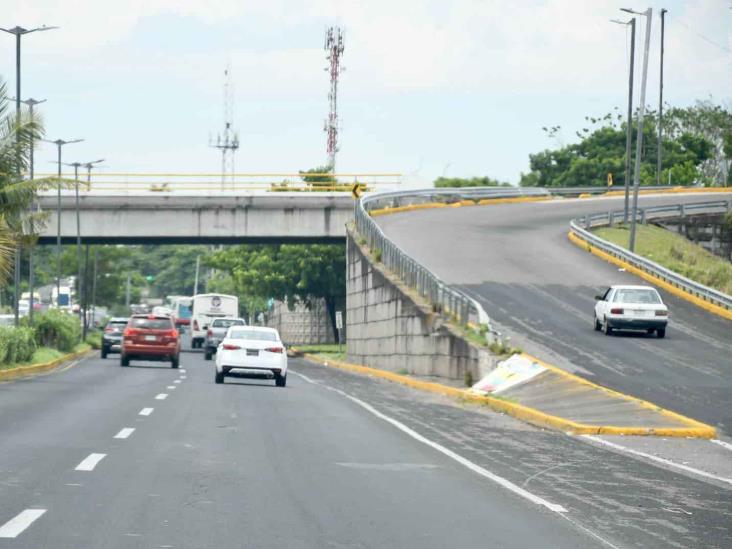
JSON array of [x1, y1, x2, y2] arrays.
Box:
[[346, 228, 497, 382]]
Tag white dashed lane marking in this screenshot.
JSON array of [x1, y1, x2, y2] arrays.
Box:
[[167, 385, 176, 390], [0, 509, 47, 538], [114, 428, 135, 439], [155, 393, 168, 400], [139, 408, 154, 416], [75, 453, 107, 472], [174, 380, 181, 384]]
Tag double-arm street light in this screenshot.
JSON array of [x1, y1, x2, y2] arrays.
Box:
[[610, 18, 636, 224], [43, 138, 84, 303], [620, 7, 653, 253], [1, 24, 57, 325]]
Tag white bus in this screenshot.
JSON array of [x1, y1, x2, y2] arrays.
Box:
[[190, 294, 238, 349]]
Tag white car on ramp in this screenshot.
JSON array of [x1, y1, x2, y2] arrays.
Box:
[[594, 285, 669, 338], [214, 326, 288, 386]]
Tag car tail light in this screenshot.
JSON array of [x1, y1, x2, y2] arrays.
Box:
[[207, 329, 213, 337], [104, 327, 113, 333], [655, 310, 668, 316], [193, 319, 199, 331], [610, 308, 624, 314], [222, 343, 240, 350], [123, 328, 140, 337], [265, 347, 284, 354]]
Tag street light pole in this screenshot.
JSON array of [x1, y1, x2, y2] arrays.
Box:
[[657, 8, 667, 187], [14, 97, 46, 323], [621, 7, 653, 253], [1, 24, 58, 325], [43, 138, 84, 305], [611, 18, 636, 223]]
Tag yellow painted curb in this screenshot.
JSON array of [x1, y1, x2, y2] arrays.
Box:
[[369, 196, 552, 217], [568, 231, 732, 321], [0, 348, 93, 382], [293, 350, 715, 438]]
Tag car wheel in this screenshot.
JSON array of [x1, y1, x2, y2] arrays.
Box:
[[101, 346, 108, 359], [593, 314, 601, 331], [204, 348, 212, 361], [121, 355, 130, 367], [657, 328, 666, 339], [275, 373, 287, 387], [215, 370, 224, 384], [603, 317, 613, 336], [171, 355, 179, 369]]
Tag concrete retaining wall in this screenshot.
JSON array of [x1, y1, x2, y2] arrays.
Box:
[[346, 228, 497, 382]]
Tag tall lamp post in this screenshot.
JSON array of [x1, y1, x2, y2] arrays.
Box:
[[13, 97, 46, 323], [657, 9, 667, 186], [1, 24, 57, 325], [621, 7, 653, 253], [610, 18, 636, 223], [43, 138, 84, 304]]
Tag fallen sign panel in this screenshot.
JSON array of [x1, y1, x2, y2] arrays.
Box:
[[470, 354, 546, 395]]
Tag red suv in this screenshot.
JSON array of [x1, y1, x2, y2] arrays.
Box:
[[121, 315, 180, 368]]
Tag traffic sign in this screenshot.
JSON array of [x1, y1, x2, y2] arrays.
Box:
[[335, 310, 343, 330], [607, 172, 614, 187], [351, 183, 361, 200]]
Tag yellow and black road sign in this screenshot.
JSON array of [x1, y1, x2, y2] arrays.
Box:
[[607, 172, 614, 187], [351, 183, 362, 199]]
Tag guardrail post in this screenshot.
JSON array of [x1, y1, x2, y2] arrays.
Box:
[[608, 211, 614, 227], [584, 215, 590, 230], [640, 209, 646, 225], [679, 204, 685, 218]]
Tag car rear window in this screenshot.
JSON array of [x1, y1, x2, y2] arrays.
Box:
[[130, 317, 173, 329], [613, 289, 661, 304], [228, 329, 278, 342], [212, 319, 245, 328]]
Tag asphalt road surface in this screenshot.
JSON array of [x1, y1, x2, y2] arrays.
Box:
[[1, 351, 731, 548], [376, 193, 732, 434]]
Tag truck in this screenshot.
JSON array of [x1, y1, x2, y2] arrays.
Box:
[[168, 296, 193, 331], [190, 294, 238, 349], [52, 286, 72, 310]]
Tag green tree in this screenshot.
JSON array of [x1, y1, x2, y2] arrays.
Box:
[[434, 176, 510, 188]]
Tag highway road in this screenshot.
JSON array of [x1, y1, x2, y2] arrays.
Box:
[[377, 193, 732, 434], [2, 351, 731, 548]]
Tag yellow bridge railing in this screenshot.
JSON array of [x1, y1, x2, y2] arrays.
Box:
[[32, 173, 402, 193]]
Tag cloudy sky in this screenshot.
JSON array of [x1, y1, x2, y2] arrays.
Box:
[[3, 0, 731, 186]]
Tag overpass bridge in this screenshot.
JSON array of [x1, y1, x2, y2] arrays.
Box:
[[33, 172, 400, 244]]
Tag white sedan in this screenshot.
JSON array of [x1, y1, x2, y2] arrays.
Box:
[[214, 326, 288, 386], [594, 285, 669, 338]]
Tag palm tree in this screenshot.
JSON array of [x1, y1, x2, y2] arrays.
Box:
[[0, 76, 47, 282]]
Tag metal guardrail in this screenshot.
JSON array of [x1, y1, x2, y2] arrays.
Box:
[[570, 199, 732, 311]]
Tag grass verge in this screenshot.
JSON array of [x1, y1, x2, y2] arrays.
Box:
[[291, 343, 347, 362], [0, 343, 91, 372], [594, 224, 732, 295]]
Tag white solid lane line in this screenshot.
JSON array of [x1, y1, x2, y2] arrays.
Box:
[[155, 393, 168, 400], [75, 453, 107, 472], [289, 371, 567, 514], [114, 428, 135, 439], [583, 436, 732, 486], [711, 439, 732, 453], [139, 407, 154, 416], [0, 509, 47, 538]]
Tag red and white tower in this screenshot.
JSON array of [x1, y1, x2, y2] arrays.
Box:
[[323, 27, 344, 172]]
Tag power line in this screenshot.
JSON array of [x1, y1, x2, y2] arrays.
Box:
[[670, 14, 732, 54]]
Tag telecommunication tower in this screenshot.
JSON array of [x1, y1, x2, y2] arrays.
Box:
[[210, 66, 239, 189], [323, 27, 344, 172]]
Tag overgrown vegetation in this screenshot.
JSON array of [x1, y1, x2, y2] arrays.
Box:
[[30, 309, 81, 352], [434, 176, 510, 188], [594, 224, 732, 294], [0, 326, 36, 365]]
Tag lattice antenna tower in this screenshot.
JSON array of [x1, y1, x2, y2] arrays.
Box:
[[324, 27, 344, 173], [210, 65, 239, 188]]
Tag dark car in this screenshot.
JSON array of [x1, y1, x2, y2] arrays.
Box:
[[101, 317, 130, 358], [121, 315, 180, 368]]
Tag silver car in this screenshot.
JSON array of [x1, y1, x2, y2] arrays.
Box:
[[204, 317, 246, 360]]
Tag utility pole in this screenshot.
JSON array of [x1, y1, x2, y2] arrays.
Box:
[[44, 138, 83, 304], [622, 7, 653, 253], [193, 255, 200, 295], [1, 24, 57, 325], [657, 8, 667, 187], [324, 26, 345, 172], [82, 243, 90, 340], [125, 272, 131, 308], [91, 250, 97, 328], [209, 66, 239, 190], [83, 159, 104, 189]]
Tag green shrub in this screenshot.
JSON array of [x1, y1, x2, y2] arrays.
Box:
[[85, 331, 102, 350], [33, 310, 81, 352], [0, 326, 38, 365]]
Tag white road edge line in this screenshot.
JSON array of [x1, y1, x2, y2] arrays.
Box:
[[0, 509, 47, 539], [583, 435, 732, 486], [114, 428, 135, 439], [711, 439, 732, 453], [139, 407, 154, 416], [155, 393, 168, 400], [289, 370, 566, 514], [75, 453, 107, 472]]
